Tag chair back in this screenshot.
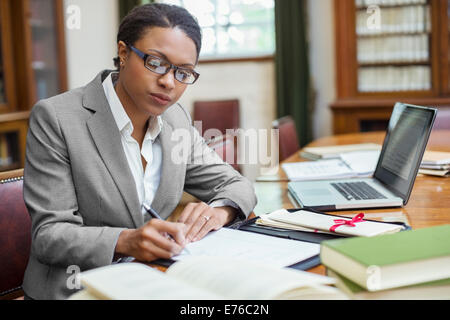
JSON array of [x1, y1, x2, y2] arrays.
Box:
[[0, 169, 31, 299], [194, 99, 240, 136], [434, 108, 450, 130], [272, 116, 300, 162]]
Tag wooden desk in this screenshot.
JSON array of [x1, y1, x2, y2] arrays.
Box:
[[254, 130, 450, 276]]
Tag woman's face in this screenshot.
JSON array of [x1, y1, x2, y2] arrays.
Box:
[[117, 26, 198, 117]]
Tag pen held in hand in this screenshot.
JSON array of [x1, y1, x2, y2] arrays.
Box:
[[142, 202, 190, 254]]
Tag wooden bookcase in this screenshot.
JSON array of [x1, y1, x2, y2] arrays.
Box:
[[332, 0, 450, 134], [0, 0, 67, 171]]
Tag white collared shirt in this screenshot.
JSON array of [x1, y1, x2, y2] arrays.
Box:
[[102, 72, 240, 217], [103, 72, 163, 215]]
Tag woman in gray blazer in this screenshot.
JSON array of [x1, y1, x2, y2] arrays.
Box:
[[22, 3, 256, 300]]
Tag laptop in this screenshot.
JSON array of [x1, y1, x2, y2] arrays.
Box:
[[288, 103, 437, 211]]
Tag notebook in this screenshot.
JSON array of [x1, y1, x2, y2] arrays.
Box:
[[260, 209, 404, 237], [288, 103, 437, 211]]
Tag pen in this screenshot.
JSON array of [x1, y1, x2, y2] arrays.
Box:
[[143, 202, 164, 220], [142, 202, 190, 254]]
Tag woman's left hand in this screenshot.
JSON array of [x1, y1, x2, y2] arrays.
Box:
[[177, 202, 237, 243]]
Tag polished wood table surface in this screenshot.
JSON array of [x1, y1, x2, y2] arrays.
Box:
[[253, 130, 450, 276]]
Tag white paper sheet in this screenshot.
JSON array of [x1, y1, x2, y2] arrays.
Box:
[[172, 228, 320, 268]]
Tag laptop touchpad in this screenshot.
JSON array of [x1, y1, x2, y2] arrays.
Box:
[[300, 189, 332, 197]]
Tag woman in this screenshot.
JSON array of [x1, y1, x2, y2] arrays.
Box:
[[22, 3, 257, 300]]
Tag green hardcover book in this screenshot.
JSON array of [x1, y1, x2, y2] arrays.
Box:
[[327, 269, 450, 300], [320, 225, 450, 292]]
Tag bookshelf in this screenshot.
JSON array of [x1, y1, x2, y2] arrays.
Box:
[[0, 0, 67, 172], [332, 0, 450, 134]]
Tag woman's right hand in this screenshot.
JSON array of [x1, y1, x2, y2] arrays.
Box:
[[115, 219, 187, 262]]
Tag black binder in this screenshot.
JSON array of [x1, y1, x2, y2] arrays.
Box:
[[232, 208, 411, 271]]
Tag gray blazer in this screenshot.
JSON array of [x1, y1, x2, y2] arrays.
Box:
[[22, 70, 257, 300]]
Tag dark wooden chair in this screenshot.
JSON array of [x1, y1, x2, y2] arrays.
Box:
[[272, 116, 300, 162], [0, 169, 31, 300]]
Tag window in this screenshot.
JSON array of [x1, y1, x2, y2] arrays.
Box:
[[157, 0, 275, 60]]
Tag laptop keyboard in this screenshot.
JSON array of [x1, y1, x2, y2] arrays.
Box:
[[331, 182, 387, 201]]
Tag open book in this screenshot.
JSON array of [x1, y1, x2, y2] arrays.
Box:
[[69, 256, 347, 300]]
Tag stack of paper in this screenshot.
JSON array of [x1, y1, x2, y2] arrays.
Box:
[[282, 150, 380, 181], [419, 151, 450, 177]]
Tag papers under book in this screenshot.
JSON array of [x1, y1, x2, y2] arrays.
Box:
[[300, 143, 382, 161], [320, 225, 450, 292], [257, 209, 404, 237], [282, 150, 380, 181], [419, 151, 450, 177], [69, 256, 347, 300]]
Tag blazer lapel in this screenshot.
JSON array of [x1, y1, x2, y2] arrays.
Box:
[[83, 72, 143, 228], [150, 120, 185, 219]]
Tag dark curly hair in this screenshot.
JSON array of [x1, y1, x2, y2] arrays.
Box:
[[113, 3, 202, 69]]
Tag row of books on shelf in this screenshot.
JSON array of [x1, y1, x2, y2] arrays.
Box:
[[355, 0, 428, 8], [356, 5, 431, 36], [357, 34, 429, 63], [358, 65, 431, 92], [281, 144, 450, 181]]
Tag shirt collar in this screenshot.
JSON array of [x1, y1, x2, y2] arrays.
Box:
[[102, 72, 163, 141]]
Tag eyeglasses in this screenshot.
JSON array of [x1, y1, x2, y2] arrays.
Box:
[[127, 45, 200, 85]]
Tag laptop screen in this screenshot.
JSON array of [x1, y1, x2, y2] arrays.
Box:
[[374, 103, 437, 203]]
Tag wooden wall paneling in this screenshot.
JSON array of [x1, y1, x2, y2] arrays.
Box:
[[9, 0, 37, 111], [0, 0, 17, 113], [54, 0, 68, 93], [334, 0, 358, 98], [437, 0, 449, 95]]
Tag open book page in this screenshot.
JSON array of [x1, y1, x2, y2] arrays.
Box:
[[172, 228, 320, 268], [166, 256, 344, 300], [77, 263, 222, 300], [268, 209, 404, 237], [69, 289, 98, 300]]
